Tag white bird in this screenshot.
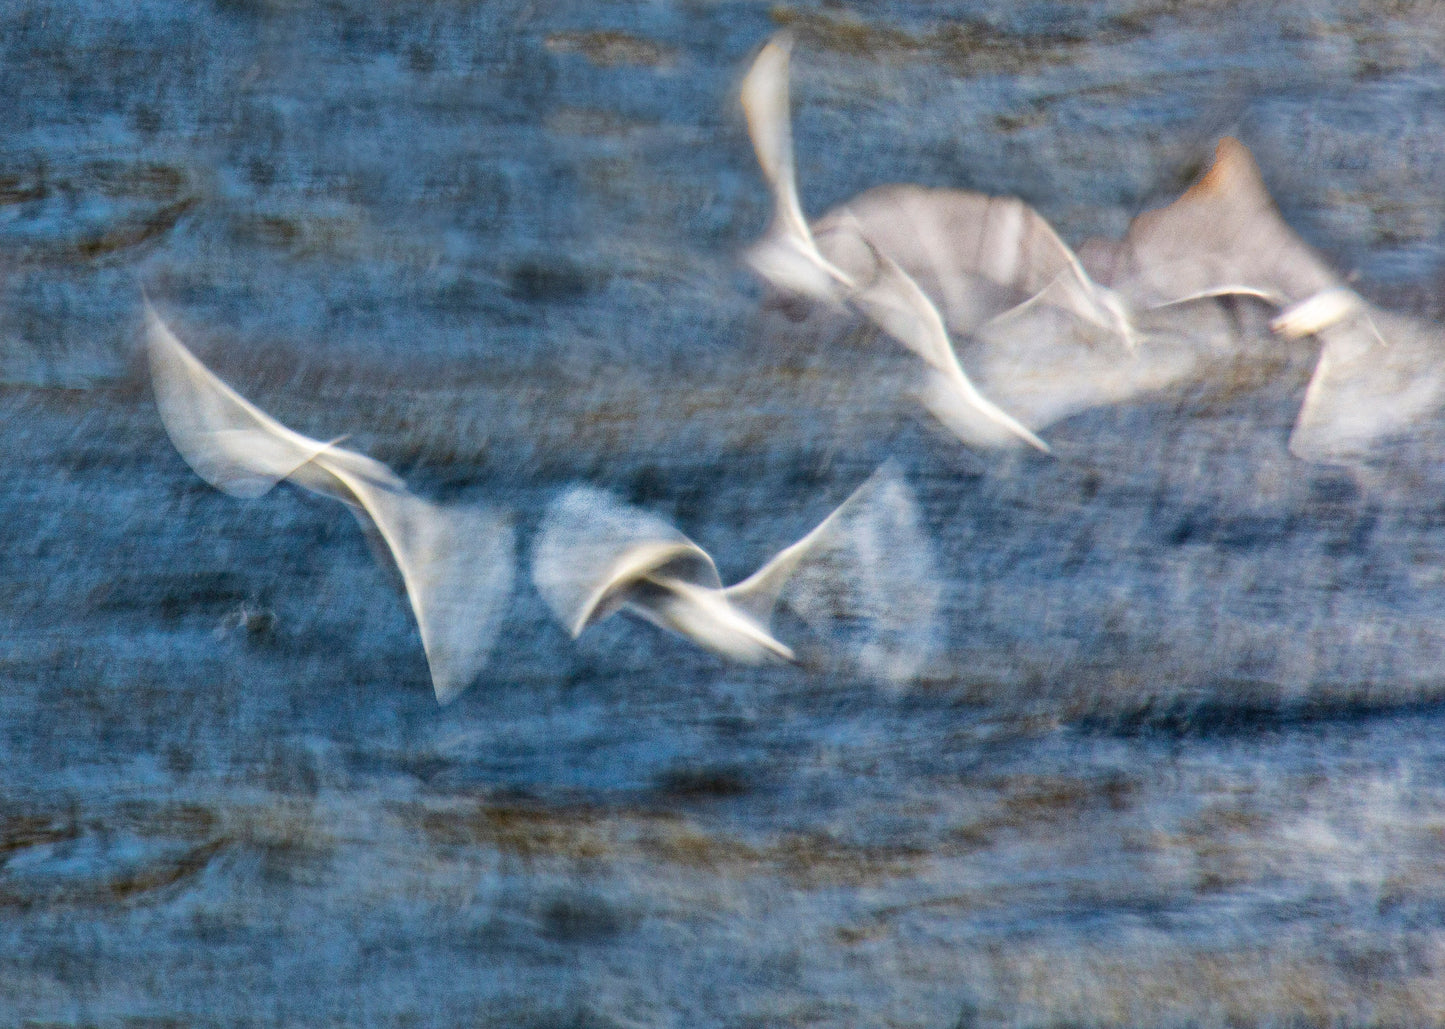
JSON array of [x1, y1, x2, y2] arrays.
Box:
[[146, 307, 513, 704], [840, 137, 1390, 441], [531, 462, 940, 682], [744, 36, 1415, 460], [813, 139, 1369, 370], [1093, 138, 1362, 324], [1090, 138, 1385, 344], [1083, 137, 1407, 460], [739, 33, 1057, 453], [742, 35, 1130, 340]]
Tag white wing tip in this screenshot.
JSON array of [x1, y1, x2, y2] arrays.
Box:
[[917, 371, 1052, 455]]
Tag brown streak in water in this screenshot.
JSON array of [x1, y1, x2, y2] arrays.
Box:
[[769, 8, 1146, 71], [0, 837, 230, 911], [399, 801, 930, 886], [16, 195, 199, 267], [543, 31, 676, 69], [0, 813, 80, 860], [69, 196, 199, 262]]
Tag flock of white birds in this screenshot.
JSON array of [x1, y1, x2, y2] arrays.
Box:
[[146, 34, 1432, 703]]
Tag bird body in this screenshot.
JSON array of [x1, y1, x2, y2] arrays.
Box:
[[630, 576, 797, 664], [532, 463, 939, 680], [531, 483, 797, 664], [739, 34, 1057, 452]]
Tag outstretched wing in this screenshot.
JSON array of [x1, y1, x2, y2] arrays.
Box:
[[530, 486, 721, 638], [320, 467, 514, 705], [147, 309, 512, 703], [727, 461, 942, 684], [1290, 304, 1445, 464], [816, 186, 1133, 347], [740, 32, 854, 298], [147, 306, 402, 500], [740, 33, 809, 262], [1108, 138, 1348, 320]]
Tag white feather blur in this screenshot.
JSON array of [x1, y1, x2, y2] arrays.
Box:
[[531, 462, 941, 683], [147, 307, 513, 704]]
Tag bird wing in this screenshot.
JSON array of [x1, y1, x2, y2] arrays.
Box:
[[851, 251, 1051, 452], [1110, 138, 1344, 315], [1290, 304, 1444, 463], [817, 186, 1129, 344], [740, 33, 855, 296], [727, 460, 942, 685], [740, 33, 809, 254], [147, 305, 403, 500], [147, 308, 511, 703], [723, 468, 877, 623], [316, 464, 514, 705], [531, 486, 721, 638]]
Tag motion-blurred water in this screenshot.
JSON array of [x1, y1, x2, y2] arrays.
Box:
[[5, 1, 1445, 1025]]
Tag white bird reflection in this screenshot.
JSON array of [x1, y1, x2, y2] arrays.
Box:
[[531, 462, 940, 683], [147, 307, 513, 704]]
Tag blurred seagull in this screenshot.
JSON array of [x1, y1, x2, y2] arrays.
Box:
[[837, 137, 1393, 443], [1091, 139, 1368, 329], [532, 462, 940, 682], [147, 307, 513, 704], [1081, 138, 1402, 459], [745, 29, 1413, 459], [740, 34, 1055, 452], [742, 34, 1130, 342], [744, 26, 1404, 443]]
